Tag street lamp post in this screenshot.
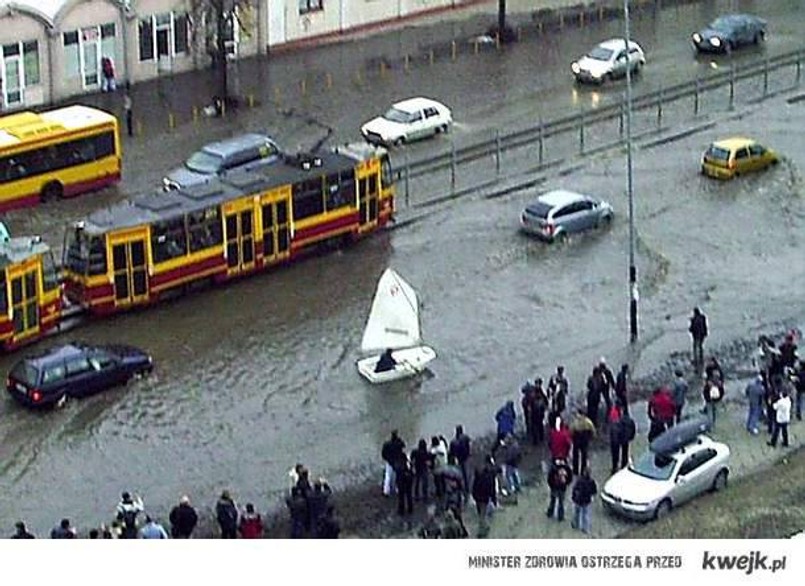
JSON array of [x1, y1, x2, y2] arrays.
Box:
[[624, 0, 638, 343]]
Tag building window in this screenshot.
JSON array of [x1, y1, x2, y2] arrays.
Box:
[[1, 40, 40, 107], [63, 23, 116, 88], [138, 12, 189, 62], [299, 0, 324, 14]]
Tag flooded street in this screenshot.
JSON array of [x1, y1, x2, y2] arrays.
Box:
[[1, 0, 805, 534]]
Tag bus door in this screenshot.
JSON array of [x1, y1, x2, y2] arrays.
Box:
[[7, 260, 40, 341], [224, 200, 256, 275], [358, 172, 379, 231], [260, 193, 291, 265], [109, 229, 149, 307]]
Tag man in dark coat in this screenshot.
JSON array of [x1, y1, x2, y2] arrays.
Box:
[[307, 479, 333, 534], [316, 505, 341, 539], [448, 424, 472, 494], [169, 495, 198, 538], [471, 455, 499, 536], [546, 458, 573, 522], [495, 400, 516, 442], [570, 466, 598, 534], [520, 381, 536, 443], [381, 430, 406, 497], [395, 458, 414, 516], [410, 438, 431, 502], [286, 486, 309, 538], [11, 521, 35, 539], [689, 307, 708, 366], [215, 490, 238, 539], [531, 379, 548, 444], [586, 365, 606, 427], [615, 364, 630, 411]]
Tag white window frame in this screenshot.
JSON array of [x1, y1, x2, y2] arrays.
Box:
[[139, 12, 189, 63], [1, 40, 39, 107], [63, 24, 115, 90]]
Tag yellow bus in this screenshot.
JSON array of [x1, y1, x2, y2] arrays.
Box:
[[0, 104, 121, 212]]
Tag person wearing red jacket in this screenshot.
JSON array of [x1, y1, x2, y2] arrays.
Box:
[[548, 418, 573, 461], [647, 387, 676, 441], [238, 503, 264, 538]]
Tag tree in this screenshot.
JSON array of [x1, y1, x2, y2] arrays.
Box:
[[190, 0, 255, 108]]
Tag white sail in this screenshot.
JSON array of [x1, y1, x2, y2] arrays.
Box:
[[360, 268, 422, 354]]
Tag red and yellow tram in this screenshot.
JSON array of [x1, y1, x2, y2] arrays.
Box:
[[62, 143, 394, 315]]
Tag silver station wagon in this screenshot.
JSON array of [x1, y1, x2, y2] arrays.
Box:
[[520, 189, 614, 243]]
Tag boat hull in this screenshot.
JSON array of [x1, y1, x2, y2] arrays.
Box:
[[357, 346, 437, 384]]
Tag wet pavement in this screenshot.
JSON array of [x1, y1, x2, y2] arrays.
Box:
[[2, 0, 805, 536]]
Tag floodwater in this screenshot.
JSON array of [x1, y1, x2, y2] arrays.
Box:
[[1, 0, 805, 534]]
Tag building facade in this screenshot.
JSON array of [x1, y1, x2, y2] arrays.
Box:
[[0, 0, 468, 110]]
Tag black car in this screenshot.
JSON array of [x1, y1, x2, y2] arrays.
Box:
[[6, 343, 153, 408], [691, 14, 766, 54]]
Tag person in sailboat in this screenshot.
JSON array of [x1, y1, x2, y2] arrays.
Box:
[[375, 348, 398, 373]]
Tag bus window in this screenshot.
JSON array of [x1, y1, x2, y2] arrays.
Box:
[[152, 217, 188, 263]]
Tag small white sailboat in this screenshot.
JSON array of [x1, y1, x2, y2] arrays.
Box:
[[356, 268, 436, 384]]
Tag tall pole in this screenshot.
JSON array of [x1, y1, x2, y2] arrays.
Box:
[[624, 0, 638, 342]]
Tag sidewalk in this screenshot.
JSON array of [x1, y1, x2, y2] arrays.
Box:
[[76, 0, 616, 143]]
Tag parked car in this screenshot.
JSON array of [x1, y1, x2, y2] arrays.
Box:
[[701, 137, 779, 179], [571, 39, 646, 84], [360, 97, 452, 147], [6, 342, 153, 408], [163, 133, 281, 191], [520, 189, 613, 243], [691, 14, 766, 54], [601, 434, 730, 521]]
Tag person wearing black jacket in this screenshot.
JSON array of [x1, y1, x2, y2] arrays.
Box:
[[689, 307, 708, 367], [169, 495, 198, 538], [381, 430, 406, 497], [570, 466, 598, 534], [448, 425, 471, 494], [546, 458, 573, 522], [395, 458, 414, 516], [471, 455, 499, 535], [411, 438, 431, 502], [286, 486, 308, 538], [215, 490, 238, 539]]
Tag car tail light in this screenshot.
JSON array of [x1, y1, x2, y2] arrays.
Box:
[[544, 223, 555, 236], [28, 389, 42, 403]]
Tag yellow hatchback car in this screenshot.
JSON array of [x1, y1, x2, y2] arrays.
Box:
[[701, 137, 779, 179]]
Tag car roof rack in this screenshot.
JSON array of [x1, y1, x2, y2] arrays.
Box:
[[649, 415, 712, 456]]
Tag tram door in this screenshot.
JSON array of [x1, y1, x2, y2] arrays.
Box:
[[224, 202, 255, 275], [358, 171, 379, 231], [7, 260, 40, 340], [260, 195, 291, 265], [110, 230, 149, 307]]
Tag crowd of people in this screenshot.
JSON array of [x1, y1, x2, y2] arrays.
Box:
[[9, 307, 803, 540], [10, 471, 341, 539]]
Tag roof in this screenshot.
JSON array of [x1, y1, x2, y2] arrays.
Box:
[[81, 149, 362, 235], [0, 0, 66, 24], [199, 133, 276, 157], [392, 97, 446, 113], [598, 38, 642, 51], [0, 236, 50, 268], [21, 343, 85, 367], [711, 137, 757, 150], [537, 189, 589, 207]]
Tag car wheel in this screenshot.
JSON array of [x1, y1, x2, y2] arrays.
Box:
[[439, 123, 449, 134], [55, 393, 68, 409], [711, 469, 728, 492], [553, 231, 568, 244], [654, 499, 672, 520], [599, 214, 613, 229]]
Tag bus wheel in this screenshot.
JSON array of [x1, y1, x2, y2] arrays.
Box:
[[42, 181, 64, 202]]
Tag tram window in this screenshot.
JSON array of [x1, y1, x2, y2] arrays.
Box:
[[42, 253, 59, 292], [152, 217, 188, 263], [341, 171, 356, 204], [88, 237, 108, 275], [325, 173, 350, 210], [292, 178, 324, 220], [380, 158, 392, 189], [11, 278, 22, 304], [277, 201, 288, 225], [0, 270, 6, 313], [367, 174, 378, 196], [262, 204, 274, 230], [188, 207, 222, 253]]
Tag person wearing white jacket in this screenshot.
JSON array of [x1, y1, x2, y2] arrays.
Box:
[[769, 390, 792, 448]]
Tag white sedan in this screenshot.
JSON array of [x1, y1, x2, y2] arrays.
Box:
[[571, 39, 646, 84], [361, 97, 452, 147], [601, 434, 730, 521]]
